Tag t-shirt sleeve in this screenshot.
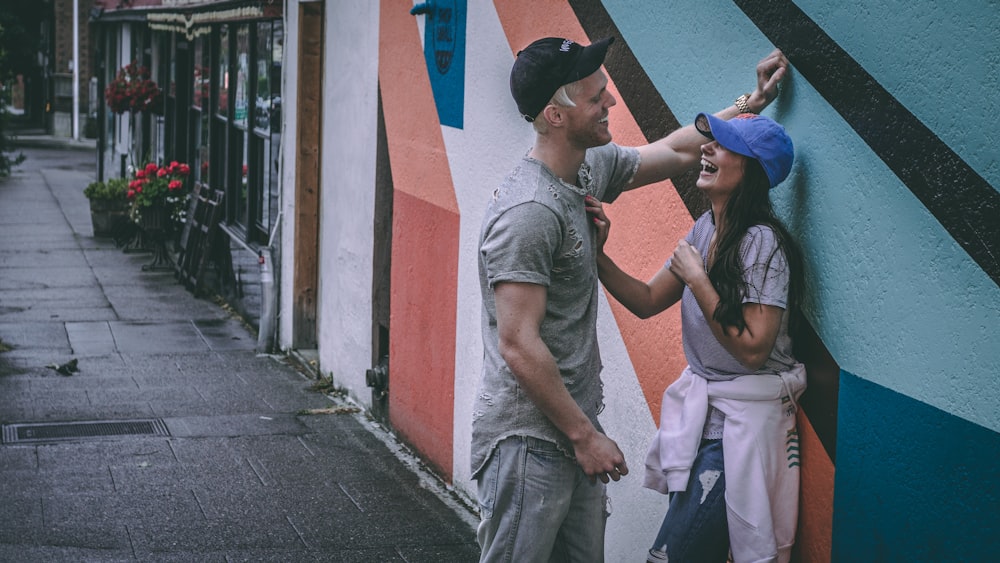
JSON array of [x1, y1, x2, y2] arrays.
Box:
[[480, 202, 560, 289], [740, 226, 789, 308], [588, 143, 640, 204]]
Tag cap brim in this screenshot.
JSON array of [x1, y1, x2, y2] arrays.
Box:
[[695, 112, 755, 159], [566, 37, 614, 83]]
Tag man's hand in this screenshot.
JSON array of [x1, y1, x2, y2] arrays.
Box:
[[572, 429, 629, 484], [749, 49, 789, 113]]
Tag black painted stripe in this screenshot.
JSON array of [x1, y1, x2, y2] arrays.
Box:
[[568, 0, 710, 219], [735, 0, 1000, 288], [568, 0, 840, 463]]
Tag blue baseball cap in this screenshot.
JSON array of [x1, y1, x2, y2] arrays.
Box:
[[695, 112, 794, 188]]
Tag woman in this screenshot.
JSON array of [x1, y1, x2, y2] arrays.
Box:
[[586, 112, 805, 563]]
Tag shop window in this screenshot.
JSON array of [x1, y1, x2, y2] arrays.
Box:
[[190, 35, 210, 185], [211, 25, 229, 194], [176, 19, 283, 246], [233, 23, 251, 228]]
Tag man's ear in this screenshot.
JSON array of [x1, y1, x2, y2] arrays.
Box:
[[541, 104, 564, 128]]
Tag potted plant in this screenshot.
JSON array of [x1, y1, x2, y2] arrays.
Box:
[[127, 161, 192, 230], [84, 177, 130, 237], [105, 61, 161, 115], [126, 161, 192, 270]]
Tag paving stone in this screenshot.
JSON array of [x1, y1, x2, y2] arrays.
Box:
[[0, 146, 480, 561]]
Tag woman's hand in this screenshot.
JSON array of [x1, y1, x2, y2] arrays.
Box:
[[749, 49, 789, 113], [584, 196, 610, 254], [668, 240, 707, 287]]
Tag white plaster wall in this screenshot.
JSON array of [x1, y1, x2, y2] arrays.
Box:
[[443, 4, 667, 559], [277, 0, 299, 352], [595, 293, 670, 560], [315, 2, 380, 404], [442, 0, 532, 503]]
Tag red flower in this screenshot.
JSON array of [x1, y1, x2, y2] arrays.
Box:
[[128, 161, 192, 218], [104, 61, 162, 115]]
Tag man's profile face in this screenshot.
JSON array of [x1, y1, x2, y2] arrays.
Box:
[[562, 69, 616, 150]]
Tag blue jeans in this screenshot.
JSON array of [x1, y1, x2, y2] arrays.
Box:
[[647, 439, 729, 563], [476, 435, 609, 563]]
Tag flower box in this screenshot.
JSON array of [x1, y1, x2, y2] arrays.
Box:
[[84, 178, 130, 237], [90, 198, 130, 237]]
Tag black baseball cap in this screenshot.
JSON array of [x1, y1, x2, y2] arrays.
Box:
[[510, 36, 615, 122]]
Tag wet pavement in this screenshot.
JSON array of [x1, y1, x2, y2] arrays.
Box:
[[0, 144, 480, 561]]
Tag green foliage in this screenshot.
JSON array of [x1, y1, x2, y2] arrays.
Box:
[[127, 161, 192, 227], [84, 177, 130, 201]]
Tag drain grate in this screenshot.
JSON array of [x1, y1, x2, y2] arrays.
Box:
[[2, 419, 170, 444]]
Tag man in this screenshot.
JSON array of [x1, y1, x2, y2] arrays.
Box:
[[473, 36, 788, 562]]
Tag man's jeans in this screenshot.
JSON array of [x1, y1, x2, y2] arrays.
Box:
[[647, 439, 729, 562], [476, 436, 608, 563]]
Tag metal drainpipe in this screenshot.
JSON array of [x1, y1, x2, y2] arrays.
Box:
[[256, 247, 276, 353], [256, 213, 282, 353]]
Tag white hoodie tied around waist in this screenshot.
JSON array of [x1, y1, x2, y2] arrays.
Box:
[[643, 363, 807, 563]]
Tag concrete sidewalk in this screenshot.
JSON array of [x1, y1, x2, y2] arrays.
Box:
[[0, 146, 480, 561]]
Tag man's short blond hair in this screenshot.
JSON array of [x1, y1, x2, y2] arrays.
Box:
[[532, 82, 581, 134]]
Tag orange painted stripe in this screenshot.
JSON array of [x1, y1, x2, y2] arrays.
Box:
[[379, 0, 459, 213], [494, 3, 834, 556], [794, 411, 835, 563], [493, 0, 692, 420], [379, 0, 459, 480]]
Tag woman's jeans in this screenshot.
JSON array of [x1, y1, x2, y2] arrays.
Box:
[[476, 435, 609, 563], [647, 439, 729, 562]]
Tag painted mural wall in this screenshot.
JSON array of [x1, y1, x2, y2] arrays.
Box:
[[284, 1, 999, 561]]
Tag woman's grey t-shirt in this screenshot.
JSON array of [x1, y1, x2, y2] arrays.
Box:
[[472, 143, 640, 478], [670, 211, 796, 438]]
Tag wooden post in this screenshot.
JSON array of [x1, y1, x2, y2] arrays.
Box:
[[292, 2, 324, 349]]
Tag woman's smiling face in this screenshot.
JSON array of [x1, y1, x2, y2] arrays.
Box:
[[697, 140, 748, 199]]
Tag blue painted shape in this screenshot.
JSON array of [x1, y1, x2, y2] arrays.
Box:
[[421, 0, 465, 129], [833, 370, 1000, 561]]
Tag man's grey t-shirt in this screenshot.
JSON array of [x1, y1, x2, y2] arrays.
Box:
[[669, 211, 796, 438], [472, 143, 640, 478]]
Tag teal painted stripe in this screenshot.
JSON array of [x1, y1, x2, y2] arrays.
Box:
[[793, 0, 1000, 190], [834, 371, 1000, 561], [600, 0, 1000, 436], [734, 0, 1000, 289]]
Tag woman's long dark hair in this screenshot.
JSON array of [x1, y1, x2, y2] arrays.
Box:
[[708, 158, 803, 335]]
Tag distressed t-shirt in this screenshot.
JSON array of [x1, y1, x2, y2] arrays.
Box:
[[472, 142, 640, 478]]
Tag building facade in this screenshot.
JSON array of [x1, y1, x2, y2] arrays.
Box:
[[93, 0, 283, 326], [93, 1, 1000, 561]]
